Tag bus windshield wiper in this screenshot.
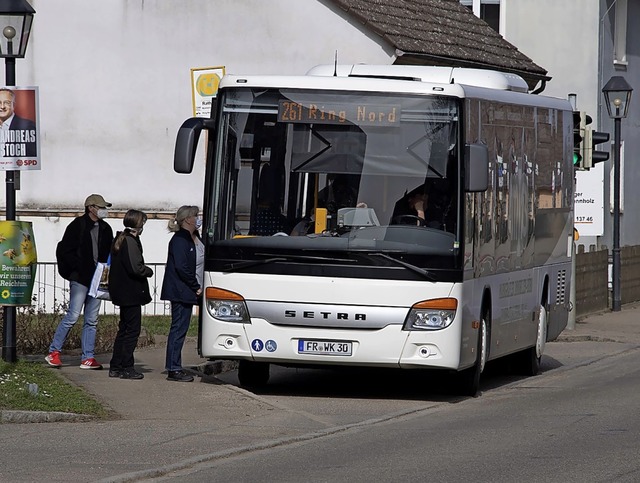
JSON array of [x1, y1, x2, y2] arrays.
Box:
[[257, 253, 353, 263], [223, 253, 352, 273], [368, 252, 436, 281], [223, 257, 286, 273]]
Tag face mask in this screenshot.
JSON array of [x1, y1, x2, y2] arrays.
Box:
[[96, 208, 108, 219], [195, 216, 203, 229]]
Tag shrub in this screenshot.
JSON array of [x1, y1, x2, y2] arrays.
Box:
[[0, 296, 157, 356]]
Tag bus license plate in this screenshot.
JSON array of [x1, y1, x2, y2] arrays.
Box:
[[298, 339, 352, 356]]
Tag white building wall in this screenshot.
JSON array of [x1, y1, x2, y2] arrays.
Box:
[[4, 0, 395, 262], [502, 0, 600, 113]]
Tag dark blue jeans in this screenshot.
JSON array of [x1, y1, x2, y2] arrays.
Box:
[[165, 302, 193, 372]]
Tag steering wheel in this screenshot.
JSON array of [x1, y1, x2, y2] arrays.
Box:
[[392, 215, 426, 226]]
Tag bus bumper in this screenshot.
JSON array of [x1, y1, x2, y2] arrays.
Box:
[[200, 318, 462, 370]]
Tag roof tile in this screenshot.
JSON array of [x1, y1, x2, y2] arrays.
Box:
[[328, 0, 548, 87]]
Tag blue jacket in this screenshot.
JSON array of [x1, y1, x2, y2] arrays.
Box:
[[160, 229, 200, 304]]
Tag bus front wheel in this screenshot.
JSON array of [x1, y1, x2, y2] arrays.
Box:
[[238, 360, 270, 388], [458, 314, 488, 397], [516, 303, 547, 376]]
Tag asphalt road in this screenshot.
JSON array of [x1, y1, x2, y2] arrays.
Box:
[[148, 345, 640, 482]]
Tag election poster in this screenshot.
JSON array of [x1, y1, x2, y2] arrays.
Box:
[[0, 86, 40, 171], [190, 66, 225, 118], [0, 221, 37, 306]]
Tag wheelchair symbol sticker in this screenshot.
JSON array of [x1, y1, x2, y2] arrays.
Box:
[[265, 340, 277, 352]]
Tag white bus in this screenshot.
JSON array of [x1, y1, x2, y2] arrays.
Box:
[[174, 64, 574, 396]]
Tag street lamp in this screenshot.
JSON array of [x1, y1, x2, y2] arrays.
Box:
[[0, 0, 35, 363], [602, 76, 633, 312]]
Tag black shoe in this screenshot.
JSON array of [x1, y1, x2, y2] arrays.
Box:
[[167, 370, 194, 382], [120, 367, 144, 380], [108, 369, 122, 378]]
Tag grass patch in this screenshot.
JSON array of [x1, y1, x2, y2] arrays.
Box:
[[0, 359, 109, 417]]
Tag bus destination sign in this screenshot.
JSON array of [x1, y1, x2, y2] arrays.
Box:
[[278, 100, 399, 126]]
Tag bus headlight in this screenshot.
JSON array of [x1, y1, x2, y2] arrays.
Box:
[[206, 287, 250, 323], [403, 298, 457, 330]]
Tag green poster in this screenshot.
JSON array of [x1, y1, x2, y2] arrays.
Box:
[[0, 221, 37, 306]]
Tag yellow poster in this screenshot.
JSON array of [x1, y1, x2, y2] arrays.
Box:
[[190, 66, 225, 118], [0, 221, 37, 306]]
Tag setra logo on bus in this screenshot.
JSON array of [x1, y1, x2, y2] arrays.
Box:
[[284, 310, 367, 321]]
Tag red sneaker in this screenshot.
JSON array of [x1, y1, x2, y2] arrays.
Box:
[[45, 351, 62, 367], [79, 358, 103, 370]]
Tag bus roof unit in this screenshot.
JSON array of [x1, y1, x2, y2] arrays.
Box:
[[306, 64, 529, 93]]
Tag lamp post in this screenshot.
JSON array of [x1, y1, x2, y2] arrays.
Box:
[[602, 76, 633, 312], [0, 0, 35, 363]]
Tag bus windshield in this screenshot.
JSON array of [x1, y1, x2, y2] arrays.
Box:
[[206, 88, 462, 273]]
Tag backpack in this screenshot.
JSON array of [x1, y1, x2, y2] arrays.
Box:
[[56, 216, 87, 280], [56, 240, 73, 280]]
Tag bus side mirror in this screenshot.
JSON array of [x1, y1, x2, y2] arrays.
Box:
[[464, 143, 489, 192], [174, 117, 208, 174]]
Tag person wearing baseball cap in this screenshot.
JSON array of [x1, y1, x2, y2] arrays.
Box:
[[46, 194, 114, 370], [84, 193, 112, 209]]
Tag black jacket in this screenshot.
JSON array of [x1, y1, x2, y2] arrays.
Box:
[[160, 228, 200, 305], [108, 231, 153, 307], [56, 213, 114, 287]]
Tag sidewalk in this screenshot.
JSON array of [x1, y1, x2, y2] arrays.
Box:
[[557, 302, 640, 345], [65, 336, 240, 421]]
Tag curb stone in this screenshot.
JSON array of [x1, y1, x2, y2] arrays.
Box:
[[556, 334, 622, 343], [1, 410, 93, 424], [196, 359, 238, 376]]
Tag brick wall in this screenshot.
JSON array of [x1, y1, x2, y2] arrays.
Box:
[[621, 245, 640, 304], [575, 245, 608, 316], [575, 244, 640, 315]]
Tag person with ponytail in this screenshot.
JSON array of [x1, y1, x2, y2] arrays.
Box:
[[160, 205, 203, 382], [108, 209, 153, 380]]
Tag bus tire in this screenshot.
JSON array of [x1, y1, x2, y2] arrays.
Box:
[[238, 360, 270, 388], [458, 312, 488, 397], [518, 303, 547, 376]]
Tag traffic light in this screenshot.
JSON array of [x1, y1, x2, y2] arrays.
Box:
[[588, 129, 610, 167], [573, 111, 587, 169], [581, 116, 610, 170], [572, 111, 610, 170]]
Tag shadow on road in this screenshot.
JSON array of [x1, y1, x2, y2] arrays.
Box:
[[210, 354, 563, 401]]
